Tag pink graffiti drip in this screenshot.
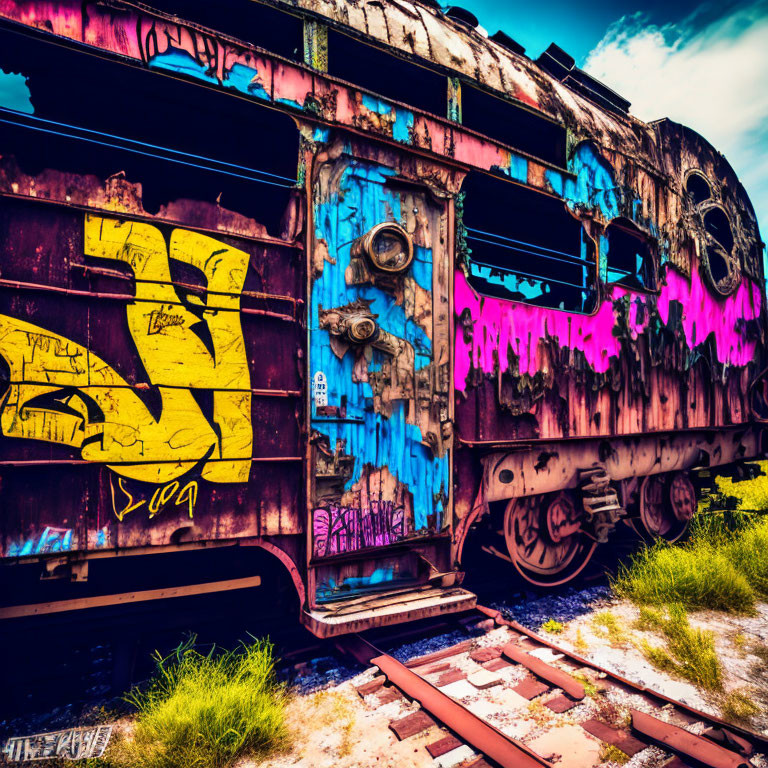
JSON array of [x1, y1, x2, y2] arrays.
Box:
[[454, 266, 762, 392]]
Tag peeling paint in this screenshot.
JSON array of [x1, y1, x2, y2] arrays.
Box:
[[311, 156, 449, 538]]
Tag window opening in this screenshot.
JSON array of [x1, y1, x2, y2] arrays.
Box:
[[326, 28, 447, 117], [140, 0, 303, 61], [706, 246, 730, 284], [704, 207, 734, 253], [686, 173, 711, 206], [604, 219, 657, 290], [462, 172, 595, 312], [460, 82, 566, 167], [0, 28, 299, 235]]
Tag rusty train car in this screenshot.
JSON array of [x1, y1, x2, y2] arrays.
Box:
[[0, 0, 765, 636]]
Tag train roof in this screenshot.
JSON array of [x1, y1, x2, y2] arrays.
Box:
[[273, 0, 647, 151], [270, 0, 755, 208]]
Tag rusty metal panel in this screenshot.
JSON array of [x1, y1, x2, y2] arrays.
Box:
[[0, 0, 572, 199], [454, 130, 764, 448], [0, 192, 304, 557]]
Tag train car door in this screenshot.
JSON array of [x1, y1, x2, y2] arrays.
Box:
[[307, 146, 453, 607]]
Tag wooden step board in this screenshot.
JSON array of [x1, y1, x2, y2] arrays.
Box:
[[302, 585, 477, 637]]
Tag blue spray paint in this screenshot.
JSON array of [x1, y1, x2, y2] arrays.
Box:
[[311, 158, 449, 550], [0, 69, 34, 114], [148, 52, 270, 100], [360, 94, 415, 144], [7, 527, 74, 557]]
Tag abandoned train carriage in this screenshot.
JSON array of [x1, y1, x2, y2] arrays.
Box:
[[0, 0, 765, 636]]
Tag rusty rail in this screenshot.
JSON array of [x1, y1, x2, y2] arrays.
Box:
[[502, 642, 585, 700], [338, 634, 552, 768], [476, 605, 768, 754], [631, 710, 754, 768]]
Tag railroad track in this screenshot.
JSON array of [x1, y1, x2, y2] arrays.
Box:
[[341, 606, 766, 768]]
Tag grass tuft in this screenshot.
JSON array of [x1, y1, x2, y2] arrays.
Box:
[[591, 611, 627, 646], [634, 606, 665, 632], [574, 628, 588, 654], [573, 673, 599, 699], [541, 619, 565, 634], [638, 605, 722, 691], [104, 635, 290, 768], [720, 689, 760, 724], [723, 521, 768, 598], [599, 743, 630, 765], [640, 640, 678, 675], [613, 527, 761, 614]]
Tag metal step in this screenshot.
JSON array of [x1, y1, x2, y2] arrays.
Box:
[[302, 584, 477, 638]]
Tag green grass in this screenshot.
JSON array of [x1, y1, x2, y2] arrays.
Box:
[[591, 610, 628, 645], [541, 619, 564, 634], [104, 636, 290, 768], [614, 517, 768, 613], [599, 744, 630, 765], [723, 520, 768, 598], [639, 605, 722, 691], [720, 689, 760, 724]]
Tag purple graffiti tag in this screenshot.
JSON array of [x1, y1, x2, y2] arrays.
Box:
[[312, 501, 406, 557]]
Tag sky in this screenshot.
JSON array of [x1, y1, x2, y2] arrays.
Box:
[[450, 0, 768, 247]]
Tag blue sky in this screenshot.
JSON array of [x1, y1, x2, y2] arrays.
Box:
[[451, 0, 768, 248]]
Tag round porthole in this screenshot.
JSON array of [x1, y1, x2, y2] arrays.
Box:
[[354, 222, 414, 274]]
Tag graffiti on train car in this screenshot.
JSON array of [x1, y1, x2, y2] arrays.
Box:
[[455, 136, 763, 441], [455, 266, 762, 390], [0, 215, 253, 522], [312, 500, 407, 557]]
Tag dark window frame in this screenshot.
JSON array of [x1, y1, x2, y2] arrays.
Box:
[[0, 24, 301, 237], [461, 170, 599, 315], [325, 26, 449, 118], [459, 80, 568, 169], [603, 218, 659, 294]]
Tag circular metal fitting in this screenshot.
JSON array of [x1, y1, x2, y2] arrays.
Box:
[[346, 315, 379, 343], [356, 222, 414, 274]]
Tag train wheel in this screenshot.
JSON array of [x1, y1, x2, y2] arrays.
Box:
[[638, 472, 695, 542], [504, 491, 598, 586]]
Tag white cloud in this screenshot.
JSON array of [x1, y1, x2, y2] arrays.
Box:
[[584, 1, 768, 242]]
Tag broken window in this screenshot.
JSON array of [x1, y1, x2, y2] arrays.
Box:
[[686, 172, 711, 206], [0, 27, 299, 236], [604, 219, 657, 291], [462, 171, 596, 312], [326, 28, 447, 117], [141, 0, 304, 60], [460, 83, 567, 167]]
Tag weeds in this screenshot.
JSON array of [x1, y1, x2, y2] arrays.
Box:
[[541, 619, 564, 634], [723, 521, 768, 598], [613, 523, 765, 614], [634, 606, 665, 632], [573, 673, 599, 699], [591, 611, 627, 646], [720, 689, 760, 724], [104, 635, 290, 768], [733, 633, 748, 656], [307, 691, 356, 757], [599, 743, 630, 765], [574, 628, 588, 655], [638, 606, 722, 691], [526, 699, 550, 726], [640, 640, 678, 675]]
